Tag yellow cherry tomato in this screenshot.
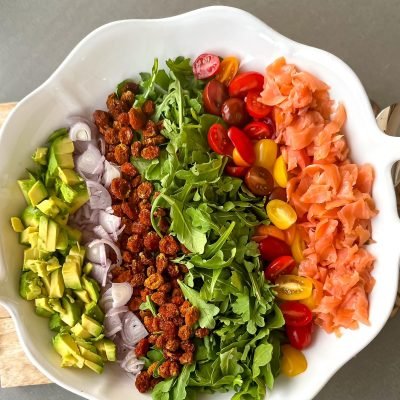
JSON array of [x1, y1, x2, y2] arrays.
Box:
[[215, 56, 240, 86], [281, 344, 308, 377], [253, 224, 286, 242], [299, 294, 316, 310], [232, 147, 251, 167], [266, 199, 297, 230], [254, 139, 277, 171], [291, 231, 305, 263], [273, 155, 288, 188], [275, 275, 313, 300]]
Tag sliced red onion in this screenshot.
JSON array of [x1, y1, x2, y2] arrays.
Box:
[[104, 314, 123, 336], [86, 181, 112, 210], [69, 121, 92, 141], [112, 283, 133, 308], [93, 225, 112, 241], [88, 238, 122, 266], [76, 144, 104, 176], [99, 288, 113, 313], [90, 262, 112, 287], [102, 161, 120, 188], [98, 137, 106, 155], [120, 312, 148, 348], [121, 351, 145, 375], [112, 224, 125, 242], [86, 241, 106, 265], [99, 210, 121, 234], [105, 306, 129, 318]]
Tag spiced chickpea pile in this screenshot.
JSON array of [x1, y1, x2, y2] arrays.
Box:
[[93, 83, 209, 393]]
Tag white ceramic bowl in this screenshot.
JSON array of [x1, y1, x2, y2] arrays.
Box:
[[0, 6, 399, 400]]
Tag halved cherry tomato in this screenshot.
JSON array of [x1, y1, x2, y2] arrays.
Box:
[[225, 165, 249, 178], [286, 323, 313, 350], [221, 98, 249, 127], [203, 80, 229, 115], [263, 116, 276, 137], [244, 166, 274, 197], [273, 155, 288, 188], [243, 121, 273, 140], [192, 53, 220, 80], [275, 275, 313, 301], [280, 344, 307, 377], [259, 236, 291, 261], [232, 148, 251, 167], [291, 231, 305, 263], [269, 187, 287, 202], [280, 301, 313, 327], [227, 127, 255, 164], [266, 199, 297, 230], [264, 255, 296, 282], [245, 90, 272, 119], [252, 224, 286, 243], [254, 139, 277, 171], [285, 224, 297, 246], [207, 123, 234, 156], [300, 279, 323, 310], [215, 56, 239, 86], [229, 72, 264, 98]]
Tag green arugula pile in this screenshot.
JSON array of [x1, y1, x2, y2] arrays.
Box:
[[128, 57, 285, 400]]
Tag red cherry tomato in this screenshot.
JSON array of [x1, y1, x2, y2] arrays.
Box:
[[203, 80, 229, 115], [268, 187, 288, 202], [225, 165, 249, 178], [286, 323, 313, 350], [264, 256, 296, 282], [245, 90, 272, 119], [280, 301, 313, 327], [227, 127, 255, 164], [193, 54, 220, 80], [229, 72, 264, 98], [259, 236, 291, 261], [243, 121, 273, 140], [207, 123, 234, 156]]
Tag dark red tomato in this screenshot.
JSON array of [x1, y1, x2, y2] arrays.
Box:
[[207, 123, 234, 156], [264, 256, 296, 282], [244, 166, 274, 196], [243, 121, 273, 140], [193, 54, 220, 80], [227, 127, 255, 164], [221, 98, 249, 127], [280, 301, 313, 327], [262, 116, 276, 137], [259, 236, 291, 261], [269, 187, 287, 202], [203, 80, 229, 115], [286, 323, 313, 350], [225, 165, 249, 178], [245, 90, 272, 119], [229, 72, 264, 98]]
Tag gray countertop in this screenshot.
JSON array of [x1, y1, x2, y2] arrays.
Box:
[[0, 1, 399, 399]]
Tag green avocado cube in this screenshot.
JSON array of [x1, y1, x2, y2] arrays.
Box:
[[84, 359, 103, 374], [69, 187, 89, 214], [81, 314, 103, 337], [58, 168, 81, 186], [19, 271, 42, 300], [11, 217, 24, 233], [95, 339, 116, 362], [37, 198, 60, 218], [82, 276, 100, 302], [71, 323, 92, 340], [63, 225, 82, 243], [52, 333, 79, 357], [28, 180, 48, 206], [21, 206, 42, 228], [62, 261, 82, 290], [17, 178, 36, 205], [79, 346, 104, 366], [69, 245, 85, 265], [84, 302, 104, 323], [32, 147, 48, 166], [49, 268, 64, 298], [60, 183, 77, 204], [60, 298, 81, 327], [53, 136, 74, 155], [74, 338, 97, 353], [46, 219, 59, 253], [74, 289, 91, 304], [20, 226, 38, 245]]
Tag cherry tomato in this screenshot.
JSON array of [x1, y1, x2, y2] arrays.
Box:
[[254, 139, 277, 171], [266, 199, 297, 230], [229, 72, 264, 98], [273, 155, 288, 188], [225, 165, 248, 178], [227, 127, 255, 164], [192, 53, 220, 80], [280, 301, 313, 327], [284, 224, 297, 245], [275, 275, 313, 301], [264, 255, 296, 282], [286, 323, 313, 350], [244, 166, 274, 197], [243, 121, 273, 140], [232, 148, 251, 167], [203, 80, 229, 115], [269, 187, 287, 202], [291, 231, 305, 263], [215, 56, 239, 86], [221, 98, 249, 127], [245, 90, 272, 119], [259, 236, 291, 261], [252, 224, 286, 243], [300, 279, 323, 310], [263, 116, 276, 137], [207, 123, 234, 156], [280, 344, 307, 377]]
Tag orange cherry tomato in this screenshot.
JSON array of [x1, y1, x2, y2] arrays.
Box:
[[281, 344, 308, 377], [300, 279, 323, 310], [273, 155, 288, 188], [252, 224, 286, 242], [285, 224, 297, 246], [275, 275, 313, 301], [215, 56, 240, 86], [291, 231, 305, 263], [254, 139, 277, 171], [232, 148, 251, 167], [266, 199, 297, 230]]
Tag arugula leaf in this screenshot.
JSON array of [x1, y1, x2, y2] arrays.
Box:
[[252, 343, 273, 378], [139, 295, 157, 316], [172, 363, 196, 400], [152, 378, 175, 400]]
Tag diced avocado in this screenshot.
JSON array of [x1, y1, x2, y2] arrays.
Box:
[[58, 168, 81, 186], [82, 276, 100, 302], [71, 323, 92, 340], [69, 187, 90, 214], [21, 206, 42, 228], [53, 136, 74, 155], [53, 333, 80, 357], [83, 262, 93, 275], [65, 255, 82, 270], [49, 268, 64, 298], [55, 229, 68, 253], [74, 289, 91, 304], [23, 247, 39, 268], [25, 260, 48, 278], [20, 226, 38, 245], [95, 339, 116, 362], [38, 216, 48, 250], [55, 213, 69, 226], [18, 178, 36, 205], [51, 196, 69, 214], [11, 217, 24, 233], [84, 359, 103, 374], [61, 354, 78, 368], [41, 274, 51, 295], [35, 297, 54, 317], [48, 298, 64, 314], [85, 302, 104, 323], [48, 127, 69, 143], [69, 245, 85, 265], [32, 147, 48, 166], [37, 198, 60, 217], [60, 183, 77, 204], [19, 271, 42, 300], [62, 261, 82, 290], [81, 314, 103, 337], [63, 225, 82, 243], [46, 257, 61, 273], [79, 347, 104, 366], [46, 219, 59, 252], [28, 232, 39, 247], [56, 153, 74, 169], [28, 180, 48, 206], [60, 298, 81, 327], [74, 338, 97, 353]]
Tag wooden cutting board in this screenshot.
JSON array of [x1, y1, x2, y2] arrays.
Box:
[[0, 102, 50, 387]]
